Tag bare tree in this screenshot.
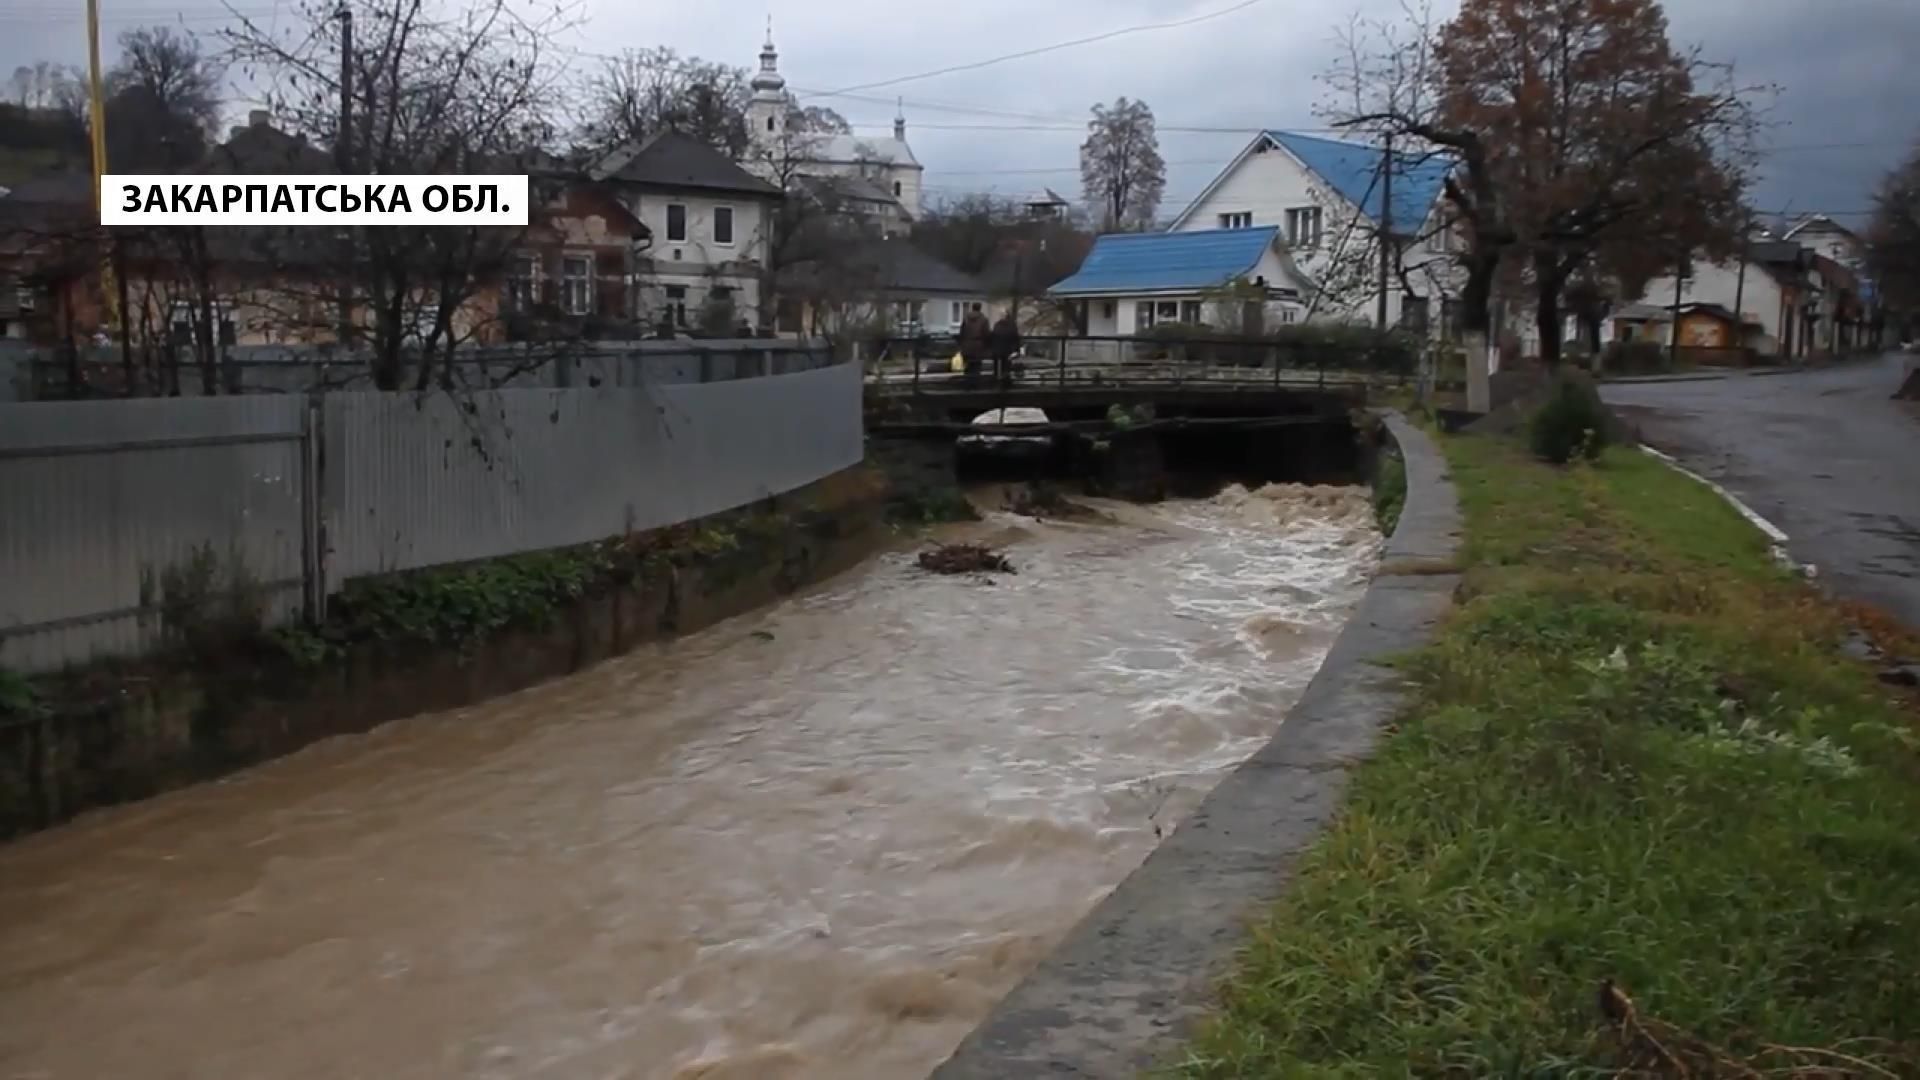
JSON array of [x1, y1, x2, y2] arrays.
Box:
[[107, 27, 223, 172], [1871, 138, 1920, 397], [1080, 97, 1165, 232], [579, 47, 751, 161], [223, 0, 571, 390]]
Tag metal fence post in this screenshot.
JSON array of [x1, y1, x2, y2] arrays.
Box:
[[301, 391, 328, 624]]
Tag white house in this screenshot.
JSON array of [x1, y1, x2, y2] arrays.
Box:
[[1633, 239, 1820, 358], [586, 130, 783, 330], [744, 29, 925, 221], [1165, 130, 1458, 332]]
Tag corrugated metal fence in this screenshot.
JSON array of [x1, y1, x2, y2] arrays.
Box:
[[0, 352, 862, 673]]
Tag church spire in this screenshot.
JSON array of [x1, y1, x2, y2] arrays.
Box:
[[893, 97, 906, 143], [752, 17, 786, 97]]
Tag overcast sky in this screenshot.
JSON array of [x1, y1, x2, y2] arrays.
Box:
[[8, 0, 1914, 226]]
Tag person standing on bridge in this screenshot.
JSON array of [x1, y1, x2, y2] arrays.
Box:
[[958, 304, 991, 384], [990, 310, 1022, 389]]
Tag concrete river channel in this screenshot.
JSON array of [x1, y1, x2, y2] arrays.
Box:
[[0, 482, 1381, 1079]]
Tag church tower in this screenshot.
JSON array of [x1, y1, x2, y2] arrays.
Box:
[[747, 19, 787, 146]]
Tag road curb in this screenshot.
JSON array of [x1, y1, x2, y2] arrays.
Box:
[[1638, 445, 1813, 577], [931, 412, 1462, 1079]]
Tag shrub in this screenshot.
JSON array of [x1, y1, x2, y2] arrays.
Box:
[[1528, 375, 1611, 464], [1601, 340, 1673, 375]]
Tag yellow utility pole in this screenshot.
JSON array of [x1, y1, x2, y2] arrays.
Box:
[[85, 0, 121, 345]]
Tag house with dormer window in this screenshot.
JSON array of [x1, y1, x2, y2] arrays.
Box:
[[510, 131, 782, 337], [1052, 130, 1459, 336]]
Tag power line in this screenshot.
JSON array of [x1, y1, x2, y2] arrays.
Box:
[[802, 0, 1270, 100]]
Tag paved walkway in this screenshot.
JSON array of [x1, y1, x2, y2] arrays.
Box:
[[1603, 352, 1920, 630]]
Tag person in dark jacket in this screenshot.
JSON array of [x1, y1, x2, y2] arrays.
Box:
[[989, 312, 1022, 388], [957, 304, 991, 383]]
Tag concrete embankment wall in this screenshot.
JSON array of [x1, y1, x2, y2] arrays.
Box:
[[0, 466, 890, 841], [933, 413, 1462, 1077]]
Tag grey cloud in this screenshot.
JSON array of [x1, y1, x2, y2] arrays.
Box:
[[5, 0, 1911, 222]]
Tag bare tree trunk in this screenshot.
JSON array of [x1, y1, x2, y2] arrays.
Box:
[[1460, 249, 1501, 413], [1536, 288, 1563, 369]]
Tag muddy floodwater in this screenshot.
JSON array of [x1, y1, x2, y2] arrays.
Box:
[[0, 484, 1380, 1080]]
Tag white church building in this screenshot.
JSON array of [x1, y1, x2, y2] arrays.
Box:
[[743, 28, 925, 222]]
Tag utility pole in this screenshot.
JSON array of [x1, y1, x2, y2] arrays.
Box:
[[335, 4, 355, 348], [1669, 250, 1686, 370], [85, 0, 124, 367], [1732, 221, 1750, 357], [1376, 130, 1393, 330]]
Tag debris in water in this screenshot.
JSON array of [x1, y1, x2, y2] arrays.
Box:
[[750, 630, 776, 642], [917, 544, 1016, 576]]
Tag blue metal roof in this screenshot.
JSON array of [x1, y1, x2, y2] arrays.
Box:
[[1049, 226, 1279, 295], [1267, 131, 1451, 228]]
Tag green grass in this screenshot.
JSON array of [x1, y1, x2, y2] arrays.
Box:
[[1174, 435, 1920, 1077]]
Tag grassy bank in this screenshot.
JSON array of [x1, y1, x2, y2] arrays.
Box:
[[1178, 433, 1920, 1076]]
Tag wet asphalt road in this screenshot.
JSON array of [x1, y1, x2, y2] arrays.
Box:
[[1602, 353, 1920, 630]]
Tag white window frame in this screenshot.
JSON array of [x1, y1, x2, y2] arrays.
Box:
[[664, 284, 688, 327], [1181, 300, 1204, 324], [507, 252, 538, 312], [1427, 222, 1451, 254], [1135, 301, 1156, 331], [1286, 206, 1323, 249], [1217, 211, 1253, 230], [666, 203, 688, 244], [560, 253, 592, 316], [950, 301, 963, 324], [711, 205, 735, 247]]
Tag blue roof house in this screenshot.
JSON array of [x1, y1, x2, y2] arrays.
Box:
[[1048, 226, 1299, 336], [1154, 130, 1459, 332]]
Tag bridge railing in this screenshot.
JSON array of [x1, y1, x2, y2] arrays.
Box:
[[860, 333, 1416, 394]]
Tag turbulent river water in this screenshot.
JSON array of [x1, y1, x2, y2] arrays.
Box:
[[0, 483, 1380, 1080]]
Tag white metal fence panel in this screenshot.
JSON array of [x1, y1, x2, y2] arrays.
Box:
[[1, 359, 860, 672], [321, 361, 863, 582], [0, 397, 309, 671]]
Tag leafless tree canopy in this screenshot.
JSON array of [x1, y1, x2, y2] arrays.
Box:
[[1869, 139, 1920, 321], [579, 47, 752, 161], [107, 27, 224, 172], [222, 0, 574, 390], [1080, 97, 1165, 232]]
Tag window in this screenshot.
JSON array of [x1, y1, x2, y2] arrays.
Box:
[[766, 115, 775, 132], [1426, 222, 1451, 254], [1285, 206, 1323, 249], [559, 255, 592, 315], [664, 284, 688, 327], [712, 206, 734, 246], [1157, 301, 1180, 322], [507, 253, 537, 312], [1277, 307, 1298, 324], [1135, 302, 1155, 331], [1217, 211, 1253, 230], [168, 302, 235, 346], [893, 180, 903, 197], [1401, 295, 1430, 333], [1101, 301, 1116, 320], [950, 301, 963, 324], [1181, 300, 1204, 324], [666, 204, 687, 243], [893, 300, 923, 327]]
